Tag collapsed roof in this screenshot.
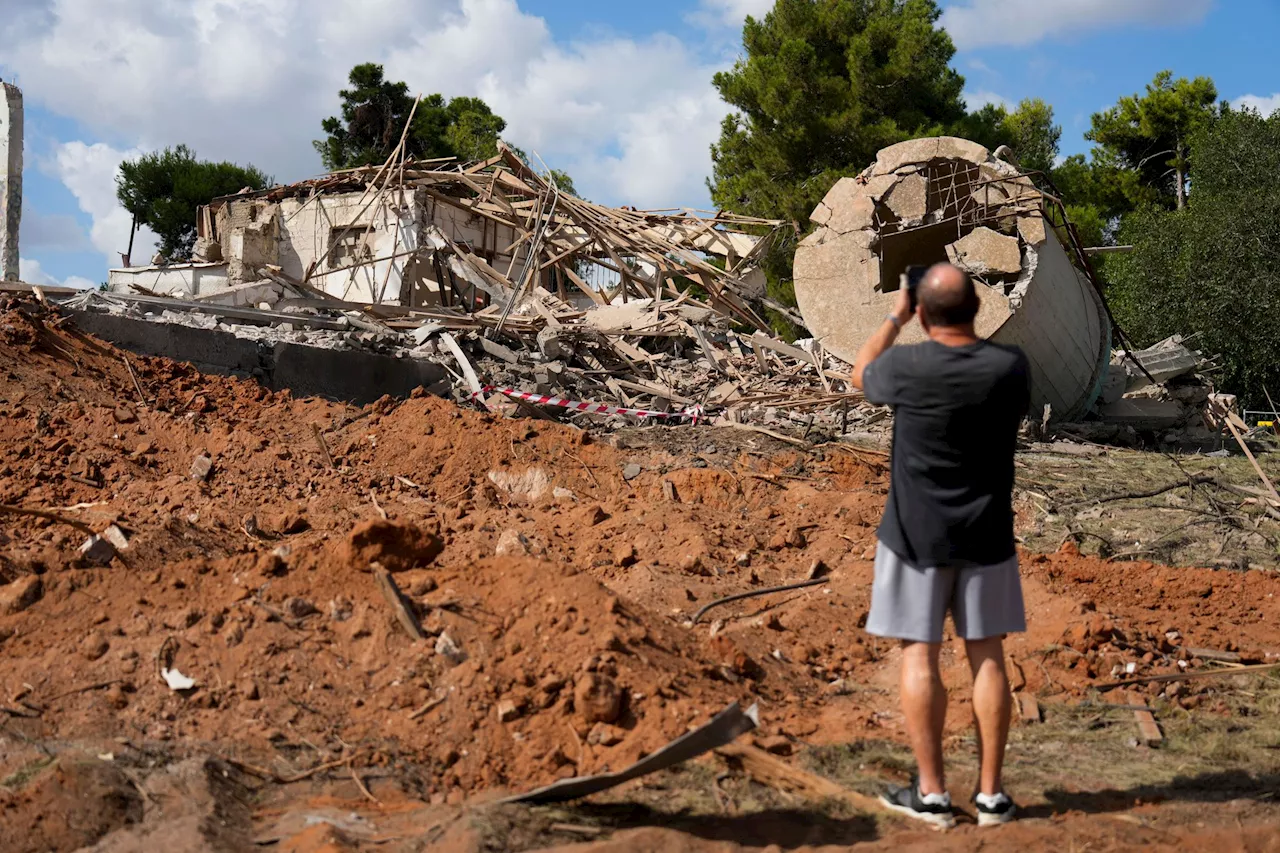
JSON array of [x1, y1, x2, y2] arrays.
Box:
[[189, 146, 789, 332]]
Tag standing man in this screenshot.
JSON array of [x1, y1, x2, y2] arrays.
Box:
[[850, 263, 1030, 828]]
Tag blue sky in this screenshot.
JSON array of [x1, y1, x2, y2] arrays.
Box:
[[3, 0, 1277, 288]]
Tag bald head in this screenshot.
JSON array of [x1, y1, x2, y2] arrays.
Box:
[[918, 263, 979, 328]]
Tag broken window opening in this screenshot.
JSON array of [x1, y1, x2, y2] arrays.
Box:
[[328, 226, 375, 269]]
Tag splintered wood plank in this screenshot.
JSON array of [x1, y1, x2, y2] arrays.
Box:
[[374, 563, 425, 641], [1016, 692, 1042, 724], [1127, 690, 1162, 747], [715, 743, 890, 816]]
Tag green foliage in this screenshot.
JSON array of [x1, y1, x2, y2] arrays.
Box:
[[707, 0, 968, 328], [1086, 70, 1220, 211], [1000, 98, 1060, 175], [314, 64, 509, 170], [956, 97, 1061, 175], [1107, 108, 1280, 406], [116, 145, 270, 260]]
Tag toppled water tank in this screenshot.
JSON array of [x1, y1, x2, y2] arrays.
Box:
[[794, 136, 1110, 421]]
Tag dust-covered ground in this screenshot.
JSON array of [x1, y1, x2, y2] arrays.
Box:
[[2, 295, 1279, 852]]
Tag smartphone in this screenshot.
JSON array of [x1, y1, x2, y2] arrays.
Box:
[[903, 265, 928, 312]]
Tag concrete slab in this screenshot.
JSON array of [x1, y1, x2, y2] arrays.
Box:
[[1098, 398, 1186, 429], [882, 173, 928, 223], [946, 227, 1022, 275]]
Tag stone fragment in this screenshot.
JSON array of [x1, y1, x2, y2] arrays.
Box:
[[112, 406, 137, 424], [283, 597, 318, 619], [945, 226, 1022, 275], [680, 553, 709, 575], [79, 534, 116, 566], [101, 524, 129, 552], [574, 673, 623, 724], [488, 467, 551, 502], [587, 723, 625, 746], [496, 699, 521, 723], [881, 173, 928, 222], [827, 194, 876, 234], [1017, 213, 1047, 245], [578, 505, 608, 526], [613, 543, 637, 568], [82, 631, 110, 661], [436, 631, 467, 666], [496, 529, 533, 557], [189, 454, 213, 481], [621, 463, 642, 481], [0, 575, 43, 615]]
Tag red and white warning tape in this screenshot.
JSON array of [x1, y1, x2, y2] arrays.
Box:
[[472, 384, 704, 422]]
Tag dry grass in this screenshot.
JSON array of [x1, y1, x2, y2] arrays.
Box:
[[1016, 445, 1280, 570]]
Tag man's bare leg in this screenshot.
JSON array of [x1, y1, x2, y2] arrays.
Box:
[[965, 636, 1011, 795], [900, 640, 947, 795]]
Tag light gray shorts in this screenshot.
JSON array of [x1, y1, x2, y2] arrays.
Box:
[[866, 543, 1026, 643]]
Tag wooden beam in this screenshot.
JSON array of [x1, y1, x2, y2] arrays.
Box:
[[715, 743, 891, 817], [373, 564, 425, 641], [1127, 690, 1162, 746]]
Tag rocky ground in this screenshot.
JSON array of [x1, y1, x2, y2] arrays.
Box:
[[2, 295, 1279, 852]]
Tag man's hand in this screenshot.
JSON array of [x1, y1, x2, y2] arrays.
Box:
[[892, 286, 915, 328]]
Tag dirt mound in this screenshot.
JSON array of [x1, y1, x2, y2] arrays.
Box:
[[0, 756, 143, 853], [342, 519, 444, 572], [5, 294, 1280, 849]]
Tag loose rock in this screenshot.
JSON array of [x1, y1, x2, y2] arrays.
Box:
[[436, 631, 467, 666], [0, 575, 44, 615], [573, 672, 623, 724], [82, 631, 110, 661], [189, 454, 213, 482], [79, 534, 116, 566]]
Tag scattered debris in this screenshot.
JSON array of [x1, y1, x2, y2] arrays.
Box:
[[501, 702, 758, 805], [189, 454, 213, 481]]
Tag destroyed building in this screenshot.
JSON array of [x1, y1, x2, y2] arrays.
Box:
[[794, 136, 1112, 421], [108, 148, 780, 326], [79, 136, 1227, 446], [89, 148, 864, 427]]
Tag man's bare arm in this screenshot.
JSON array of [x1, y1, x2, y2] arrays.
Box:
[[851, 287, 914, 390]]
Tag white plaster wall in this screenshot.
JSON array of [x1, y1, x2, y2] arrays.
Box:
[[107, 264, 230, 296], [273, 190, 534, 306]]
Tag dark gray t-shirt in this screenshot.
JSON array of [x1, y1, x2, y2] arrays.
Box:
[[862, 339, 1030, 568]]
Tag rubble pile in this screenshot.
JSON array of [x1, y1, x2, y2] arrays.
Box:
[[1061, 334, 1228, 449], [83, 143, 887, 435], [67, 285, 873, 437]]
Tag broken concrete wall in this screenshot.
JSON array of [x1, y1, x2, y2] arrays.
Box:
[[216, 198, 280, 284], [69, 309, 448, 405], [267, 190, 535, 308], [1, 82, 22, 281], [106, 263, 231, 297], [794, 136, 1109, 421]]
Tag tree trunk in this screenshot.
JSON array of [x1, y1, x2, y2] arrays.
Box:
[[125, 215, 137, 267]]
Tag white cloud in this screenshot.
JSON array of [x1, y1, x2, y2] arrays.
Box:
[[1232, 93, 1280, 116], [964, 89, 1012, 111], [3, 0, 739, 278], [940, 0, 1214, 50], [20, 205, 90, 252], [697, 0, 775, 26], [19, 256, 96, 289], [53, 141, 158, 268]]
